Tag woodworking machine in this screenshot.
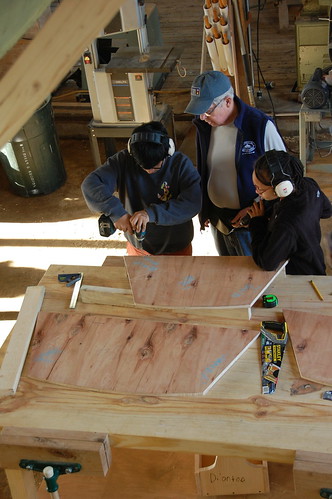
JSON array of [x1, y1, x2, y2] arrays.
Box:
[[83, 0, 181, 125], [301, 65, 332, 109]]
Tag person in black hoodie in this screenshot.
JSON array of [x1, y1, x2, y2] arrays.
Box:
[[81, 121, 201, 256], [246, 150, 332, 275]]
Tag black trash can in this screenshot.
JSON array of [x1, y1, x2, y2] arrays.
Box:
[[0, 96, 66, 197]]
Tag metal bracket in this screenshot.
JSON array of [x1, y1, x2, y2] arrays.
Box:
[[19, 459, 81, 493], [320, 488, 332, 499]]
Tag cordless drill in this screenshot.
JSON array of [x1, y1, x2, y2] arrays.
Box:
[[98, 214, 146, 241]]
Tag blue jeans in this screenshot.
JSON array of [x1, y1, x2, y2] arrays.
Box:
[[211, 225, 252, 256]]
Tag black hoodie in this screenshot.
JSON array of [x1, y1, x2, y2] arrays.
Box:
[[249, 177, 332, 275]]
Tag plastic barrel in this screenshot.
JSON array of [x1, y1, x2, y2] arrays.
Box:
[[0, 96, 66, 197]]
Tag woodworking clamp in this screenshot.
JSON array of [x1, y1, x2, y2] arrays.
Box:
[[262, 294, 278, 308], [20, 459, 81, 495]]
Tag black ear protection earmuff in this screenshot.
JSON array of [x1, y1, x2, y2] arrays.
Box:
[[127, 132, 175, 157], [265, 150, 294, 197]]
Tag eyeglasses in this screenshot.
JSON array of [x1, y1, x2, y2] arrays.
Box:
[[254, 184, 272, 194], [201, 98, 225, 118]]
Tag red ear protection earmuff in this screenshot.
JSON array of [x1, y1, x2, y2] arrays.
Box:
[[265, 150, 294, 197]]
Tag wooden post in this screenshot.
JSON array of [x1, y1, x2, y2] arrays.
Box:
[[5, 469, 38, 499]]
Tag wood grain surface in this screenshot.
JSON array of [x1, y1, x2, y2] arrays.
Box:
[[25, 311, 259, 395], [2, 262, 332, 466], [124, 256, 286, 308], [283, 309, 332, 385]]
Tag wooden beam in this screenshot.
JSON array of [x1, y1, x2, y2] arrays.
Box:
[[0, 0, 125, 148], [0, 286, 45, 396], [0, 427, 111, 477]]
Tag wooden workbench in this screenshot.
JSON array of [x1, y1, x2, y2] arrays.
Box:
[[1, 257, 332, 497]]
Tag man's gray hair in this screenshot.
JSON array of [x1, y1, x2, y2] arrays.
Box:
[[212, 86, 234, 105]]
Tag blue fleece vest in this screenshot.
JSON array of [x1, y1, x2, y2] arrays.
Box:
[[194, 96, 275, 214]]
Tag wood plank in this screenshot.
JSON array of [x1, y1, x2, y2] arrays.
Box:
[[80, 284, 134, 307], [0, 427, 111, 476], [0, 286, 45, 396], [79, 284, 252, 320], [39, 264, 255, 328], [25, 311, 259, 395], [0, 0, 125, 148], [283, 308, 332, 385], [2, 373, 332, 464], [124, 256, 286, 308]]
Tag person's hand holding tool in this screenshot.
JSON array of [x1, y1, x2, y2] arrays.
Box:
[[130, 210, 149, 233], [114, 213, 134, 234], [231, 207, 252, 227], [248, 199, 265, 219]]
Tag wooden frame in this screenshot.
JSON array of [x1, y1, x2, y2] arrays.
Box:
[[2, 260, 332, 498]]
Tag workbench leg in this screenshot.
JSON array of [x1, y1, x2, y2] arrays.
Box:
[[88, 126, 102, 167], [5, 469, 38, 499], [299, 110, 307, 173]]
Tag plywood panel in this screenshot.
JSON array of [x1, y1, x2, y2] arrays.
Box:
[[124, 256, 286, 308], [25, 312, 259, 395], [283, 309, 332, 385]]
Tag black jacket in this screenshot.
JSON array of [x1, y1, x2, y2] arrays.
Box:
[[249, 177, 332, 275]]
